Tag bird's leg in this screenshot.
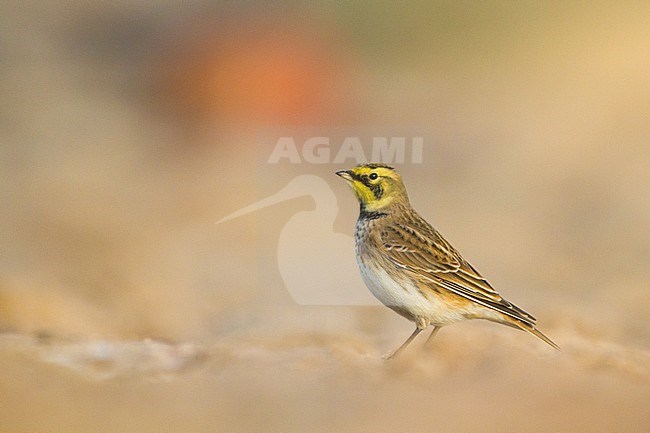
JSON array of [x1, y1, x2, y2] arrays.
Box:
[[385, 326, 423, 360], [424, 326, 440, 348]]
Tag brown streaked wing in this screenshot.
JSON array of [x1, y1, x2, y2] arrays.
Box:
[[381, 215, 536, 325]]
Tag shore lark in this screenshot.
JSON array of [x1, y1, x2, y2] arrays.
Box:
[[336, 163, 558, 358]]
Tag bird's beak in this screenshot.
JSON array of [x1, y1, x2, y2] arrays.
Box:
[[336, 170, 354, 182]]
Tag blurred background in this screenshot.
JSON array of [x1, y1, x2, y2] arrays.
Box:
[[0, 1, 648, 432]]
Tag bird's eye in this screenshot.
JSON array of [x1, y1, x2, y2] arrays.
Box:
[[369, 173, 378, 180]]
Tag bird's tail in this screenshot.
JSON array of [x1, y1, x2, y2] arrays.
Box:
[[526, 324, 560, 350], [508, 319, 560, 350]]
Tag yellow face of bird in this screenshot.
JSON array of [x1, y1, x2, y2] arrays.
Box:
[[336, 163, 409, 212]]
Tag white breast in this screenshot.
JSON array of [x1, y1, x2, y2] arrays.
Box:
[[356, 257, 468, 327]]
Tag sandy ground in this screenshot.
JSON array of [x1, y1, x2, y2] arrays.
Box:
[[0, 315, 648, 433], [1, 2, 649, 432]]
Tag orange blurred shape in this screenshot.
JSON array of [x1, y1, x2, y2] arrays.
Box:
[[159, 22, 351, 126]]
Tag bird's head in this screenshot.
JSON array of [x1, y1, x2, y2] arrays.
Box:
[[336, 163, 409, 212]]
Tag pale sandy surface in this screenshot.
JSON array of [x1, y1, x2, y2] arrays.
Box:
[[1, 2, 649, 432], [0, 318, 648, 432]]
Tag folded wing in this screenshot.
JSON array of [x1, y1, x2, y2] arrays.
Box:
[[381, 218, 536, 326]]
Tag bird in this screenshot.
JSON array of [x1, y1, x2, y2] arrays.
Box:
[[336, 163, 558, 358]]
